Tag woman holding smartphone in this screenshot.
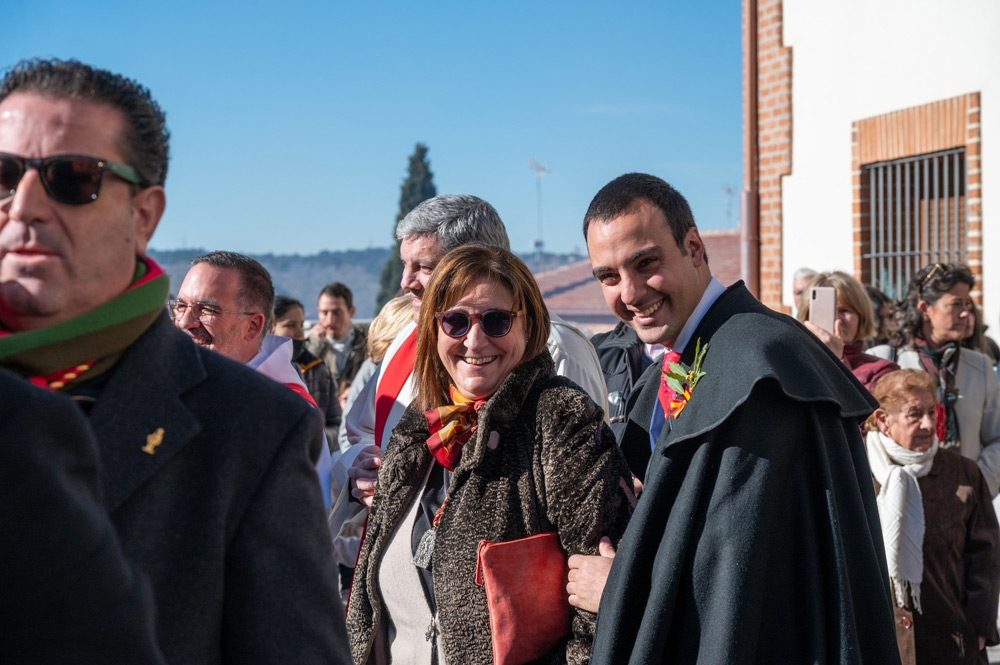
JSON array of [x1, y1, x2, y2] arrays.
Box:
[[796, 270, 899, 393]]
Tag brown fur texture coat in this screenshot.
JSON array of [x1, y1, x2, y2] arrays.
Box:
[[347, 351, 633, 664]]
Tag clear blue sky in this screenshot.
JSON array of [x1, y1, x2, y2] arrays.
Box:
[[4, 0, 742, 256]]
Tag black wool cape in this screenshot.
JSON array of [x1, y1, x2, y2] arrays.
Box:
[[591, 282, 902, 665]]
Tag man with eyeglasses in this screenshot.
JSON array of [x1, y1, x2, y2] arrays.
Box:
[[0, 59, 348, 664], [173, 250, 334, 506]]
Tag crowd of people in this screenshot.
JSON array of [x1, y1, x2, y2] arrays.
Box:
[[3, 57, 1000, 665]]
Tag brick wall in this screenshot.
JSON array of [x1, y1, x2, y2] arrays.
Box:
[[746, 0, 793, 311], [851, 92, 983, 300]]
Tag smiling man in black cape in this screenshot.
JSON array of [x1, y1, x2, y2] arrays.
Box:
[[573, 173, 901, 664]]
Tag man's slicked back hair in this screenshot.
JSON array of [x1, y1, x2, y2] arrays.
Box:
[[192, 251, 274, 327], [0, 58, 170, 187], [395, 194, 510, 252], [583, 173, 701, 259], [319, 282, 354, 311]]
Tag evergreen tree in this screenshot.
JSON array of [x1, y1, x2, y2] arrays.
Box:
[[375, 143, 437, 310]]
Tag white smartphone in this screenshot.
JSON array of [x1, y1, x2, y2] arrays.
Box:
[[809, 286, 837, 335]]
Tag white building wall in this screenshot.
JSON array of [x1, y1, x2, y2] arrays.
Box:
[[780, 0, 1000, 333]]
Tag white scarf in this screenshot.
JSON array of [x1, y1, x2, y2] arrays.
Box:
[[865, 430, 939, 613]]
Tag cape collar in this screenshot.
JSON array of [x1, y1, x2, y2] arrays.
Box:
[[655, 281, 878, 449]]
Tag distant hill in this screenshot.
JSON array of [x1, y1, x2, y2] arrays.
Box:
[[148, 247, 585, 319]]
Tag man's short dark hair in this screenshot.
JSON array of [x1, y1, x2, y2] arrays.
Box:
[[0, 58, 170, 187], [192, 251, 274, 326], [583, 173, 704, 260], [319, 282, 354, 311]]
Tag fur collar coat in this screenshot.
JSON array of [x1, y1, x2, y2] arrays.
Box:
[[347, 351, 633, 665]]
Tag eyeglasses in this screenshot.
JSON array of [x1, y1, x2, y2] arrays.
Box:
[[0, 152, 145, 206], [168, 300, 255, 324], [435, 309, 520, 338]]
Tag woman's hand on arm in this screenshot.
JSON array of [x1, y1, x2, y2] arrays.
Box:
[[566, 537, 617, 613]]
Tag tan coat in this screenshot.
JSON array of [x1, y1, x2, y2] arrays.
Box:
[[875, 448, 1000, 665]]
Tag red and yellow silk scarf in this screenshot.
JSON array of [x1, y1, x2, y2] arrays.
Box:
[[424, 386, 488, 471]]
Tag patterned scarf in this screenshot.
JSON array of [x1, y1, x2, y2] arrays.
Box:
[[0, 257, 169, 391], [912, 337, 961, 449], [412, 386, 489, 579], [424, 385, 488, 471]]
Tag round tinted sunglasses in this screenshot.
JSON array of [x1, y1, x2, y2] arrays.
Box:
[[435, 309, 521, 338], [0, 152, 145, 206]]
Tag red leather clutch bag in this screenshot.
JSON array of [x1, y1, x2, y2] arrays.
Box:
[[474, 532, 572, 665]]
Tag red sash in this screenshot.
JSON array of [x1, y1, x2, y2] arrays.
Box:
[[346, 326, 418, 615], [374, 328, 418, 447], [284, 382, 318, 408]]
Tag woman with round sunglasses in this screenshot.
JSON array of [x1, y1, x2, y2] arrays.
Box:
[[870, 264, 1000, 497], [346, 245, 633, 665]]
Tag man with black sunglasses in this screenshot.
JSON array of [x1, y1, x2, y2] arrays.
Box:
[[0, 59, 349, 664], [571, 173, 901, 664]]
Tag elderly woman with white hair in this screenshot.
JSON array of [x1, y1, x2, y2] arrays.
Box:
[[866, 369, 1000, 664]]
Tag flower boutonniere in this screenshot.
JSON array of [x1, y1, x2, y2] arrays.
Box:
[[659, 338, 709, 419]]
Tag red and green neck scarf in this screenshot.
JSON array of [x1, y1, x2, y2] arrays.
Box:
[[0, 257, 169, 391], [424, 385, 489, 471]]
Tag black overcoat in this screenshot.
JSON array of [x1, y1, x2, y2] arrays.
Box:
[[0, 369, 164, 664], [84, 313, 351, 665], [591, 282, 901, 665]]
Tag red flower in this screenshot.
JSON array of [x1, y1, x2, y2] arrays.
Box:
[[658, 341, 708, 420]]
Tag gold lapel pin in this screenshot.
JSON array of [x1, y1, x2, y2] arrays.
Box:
[[142, 428, 165, 455]]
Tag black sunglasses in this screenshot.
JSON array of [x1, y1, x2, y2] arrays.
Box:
[[435, 309, 520, 338], [0, 152, 145, 206]]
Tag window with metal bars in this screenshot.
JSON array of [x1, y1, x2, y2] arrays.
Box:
[[860, 148, 967, 299]]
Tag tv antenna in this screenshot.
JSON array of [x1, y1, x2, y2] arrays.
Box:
[[528, 157, 551, 266]]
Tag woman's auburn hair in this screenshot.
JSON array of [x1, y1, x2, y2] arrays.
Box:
[[795, 270, 876, 342], [413, 244, 551, 411], [864, 368, 937, 431]]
